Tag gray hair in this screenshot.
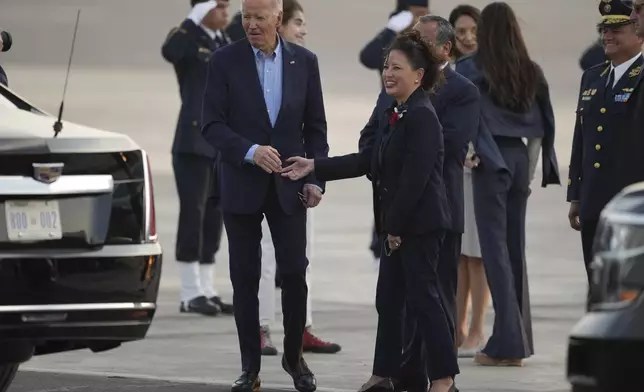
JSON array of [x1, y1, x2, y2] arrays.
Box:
[[418, 14, 456, 49], [241, 0, 283, 14], [274, 0, 283, 12]]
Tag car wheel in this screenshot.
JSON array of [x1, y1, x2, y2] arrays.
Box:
[[0, 364, 19, 392]]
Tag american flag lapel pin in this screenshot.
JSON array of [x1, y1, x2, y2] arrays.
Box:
[[290, 60, 295, 64]]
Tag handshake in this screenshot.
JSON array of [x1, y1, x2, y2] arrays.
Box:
[[252, 145, 314, 179], [252, 145, 320, 207]]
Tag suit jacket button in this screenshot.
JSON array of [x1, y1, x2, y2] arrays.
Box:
[[594, 162, 600, 168], [597, 125, 603, 132], [595, 144, 601, 150], [192, 120, 198, 126]]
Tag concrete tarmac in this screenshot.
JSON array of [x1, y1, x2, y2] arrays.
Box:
[[0, 0, 599, 391]]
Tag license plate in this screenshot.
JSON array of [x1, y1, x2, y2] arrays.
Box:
[[5, 200, 62, 241]]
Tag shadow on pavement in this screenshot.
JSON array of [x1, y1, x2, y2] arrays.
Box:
[[11, 371, 570, 392]]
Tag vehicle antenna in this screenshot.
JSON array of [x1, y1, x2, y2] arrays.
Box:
[[53, 9, 81, 138]]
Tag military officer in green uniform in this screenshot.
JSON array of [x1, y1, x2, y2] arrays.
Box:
[[567, 0, 644, 293]]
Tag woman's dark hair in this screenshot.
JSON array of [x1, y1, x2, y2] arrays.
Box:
[[282, 0, 304, 26], [475, 2, 541, 112], [385, 30, 443, 92], [448, 4, 481, 59]]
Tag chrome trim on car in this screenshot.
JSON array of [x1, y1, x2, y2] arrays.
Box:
[[0, 242, 162, 258], [601, 211, 644, 226], [0, 175, 113, 195], [0, 302, 156, 313], [141, 149, 157, 243]]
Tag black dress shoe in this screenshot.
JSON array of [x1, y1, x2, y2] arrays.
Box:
[[179, 296, 220, 316], [359, 378, 394, 392], [209, 296, 234, 314], [281, 354, 316, 392], [231, 371, 260, 392]]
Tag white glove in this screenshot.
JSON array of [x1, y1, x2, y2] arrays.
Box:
[[188, 0, 218, 25], [387, 10, 414, 33]]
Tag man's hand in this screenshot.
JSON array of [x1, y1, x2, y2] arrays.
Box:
[[568, 201, 581, 231], [464, 154, 480, 169], [188, 0, 218, 25], [302, 184, 322, 208], [253, 145, 282, 173]]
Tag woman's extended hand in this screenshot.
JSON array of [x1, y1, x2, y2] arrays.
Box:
[[281, 157, 314, 180]]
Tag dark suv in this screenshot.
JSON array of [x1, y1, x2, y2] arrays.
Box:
[[567, 182, 644, 391], [0, 83, 163, 390]]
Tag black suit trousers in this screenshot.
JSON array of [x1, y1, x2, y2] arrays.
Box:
[[223, 177, 309, 374], [399, 232, 461, 382], [172, 153, 223, 264], [372, 232, 459, 382]]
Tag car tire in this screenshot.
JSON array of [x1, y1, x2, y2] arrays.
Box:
[[0, 364, 19, 392]]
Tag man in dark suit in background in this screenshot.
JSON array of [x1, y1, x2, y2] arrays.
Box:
[[226, 10, 246, 42], [201, 0, 329, 390], [395, 15, 479, 392], [162, 0, 234, 317]]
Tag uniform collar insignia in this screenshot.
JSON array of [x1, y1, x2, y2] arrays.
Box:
[[629, 66, 642, 78]]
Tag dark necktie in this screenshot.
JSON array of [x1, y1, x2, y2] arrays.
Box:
[[213, 35, 224, 48]]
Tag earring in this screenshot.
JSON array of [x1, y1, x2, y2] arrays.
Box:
[[414, 80, 419, 83]]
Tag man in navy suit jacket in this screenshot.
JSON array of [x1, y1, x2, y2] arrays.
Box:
[[201, 0, 328, 391], [395, 15, 479, 391]]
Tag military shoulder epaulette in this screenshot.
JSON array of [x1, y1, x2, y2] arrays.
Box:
[[583, 61, 611, 78]]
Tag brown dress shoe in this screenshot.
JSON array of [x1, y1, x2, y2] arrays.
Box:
[[474, 352, 524, 367]]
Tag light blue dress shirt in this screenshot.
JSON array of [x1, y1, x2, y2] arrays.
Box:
[[244, 39, 283, 163]]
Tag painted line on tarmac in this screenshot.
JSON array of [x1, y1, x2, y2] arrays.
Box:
[[20, 367, 357, 392]]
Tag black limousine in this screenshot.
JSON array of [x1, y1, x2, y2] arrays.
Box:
[[0, 83, 163, 391]]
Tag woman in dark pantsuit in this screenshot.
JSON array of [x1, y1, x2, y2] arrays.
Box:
[[455, 2, 560, 366], [282, 31, 458, 392]]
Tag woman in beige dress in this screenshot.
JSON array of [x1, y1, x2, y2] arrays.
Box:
[[448, 4, 491, 357]]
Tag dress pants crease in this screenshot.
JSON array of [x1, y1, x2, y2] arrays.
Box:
[[473, 138, 533, 359], [224, 177, 309, 373], [373, 232, 459, 381], [399, 232, 461, 382]]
